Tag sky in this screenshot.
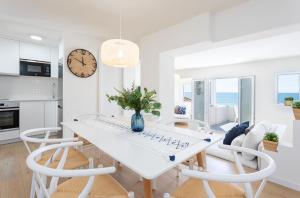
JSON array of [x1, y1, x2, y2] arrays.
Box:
[[278, 74, 299, 93], [216, 78, 238, 93]]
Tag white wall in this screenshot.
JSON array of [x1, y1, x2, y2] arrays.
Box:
[[62, 32, 124, 136], [62, 33, 101, 124], [212, 0, 300, 41], [0, 76, 58, 100], [139, 14, 211, 122], [140, 13, 211, 92], [99, 64, 123, 117]]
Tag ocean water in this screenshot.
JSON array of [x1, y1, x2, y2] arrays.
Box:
[[277, 93, 299, 103], [184, 92, 299, 105], [216, 92, 238, 105]]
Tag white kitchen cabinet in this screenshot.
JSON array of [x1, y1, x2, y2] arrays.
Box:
[[20, 101, 59, 133], [0, 37, 19, 75], [20, 101, 45, 132], [50, 47, 59, 78], [20, 42, 51, 62], [45, 101, 58, 127]]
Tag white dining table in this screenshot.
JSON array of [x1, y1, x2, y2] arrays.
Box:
[[62, 116, 222, 198]]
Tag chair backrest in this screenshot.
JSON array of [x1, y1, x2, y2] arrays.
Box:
[[73, 113, 108, 122], [20, 127, 78, 154], [26, 141, 119, 198], [180, 144, 276, 198], [143, 113, 162, 123], [167, 119, 209, 131]]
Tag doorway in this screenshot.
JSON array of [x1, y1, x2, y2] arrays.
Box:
[[192, 76, 255, 132]]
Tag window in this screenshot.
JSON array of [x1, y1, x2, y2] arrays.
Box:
[[277, 73, 300, 103], [183, 84, 192, 101]]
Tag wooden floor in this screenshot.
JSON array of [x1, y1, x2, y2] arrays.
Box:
[[1, 141, 300, 198]]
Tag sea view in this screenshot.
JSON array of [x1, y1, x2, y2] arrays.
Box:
[[216, 92, 238, 105], [277, 93, 299, 103], [183, 92, 299, 105]]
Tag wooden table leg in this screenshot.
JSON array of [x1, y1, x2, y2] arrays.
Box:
[[143, 178, 153, 198], [196, 151, 207, 169]]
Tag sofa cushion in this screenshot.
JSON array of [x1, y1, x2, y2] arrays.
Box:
[[231, 134, 245, 147], [223, 121, 249, 145], [174, 105, 186, 115], [242, 122, 269, 160]]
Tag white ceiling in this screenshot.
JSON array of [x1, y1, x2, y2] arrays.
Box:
[[175, 31, 300, 70], [0, 0, 246, 45]]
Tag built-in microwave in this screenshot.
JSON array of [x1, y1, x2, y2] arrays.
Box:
[[20, 59, 51, 77]]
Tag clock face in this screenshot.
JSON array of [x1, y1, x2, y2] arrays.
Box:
[[67, 49, 97, 78]]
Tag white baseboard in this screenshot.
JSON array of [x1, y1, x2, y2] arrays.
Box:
[[270, 176, 300, 192]]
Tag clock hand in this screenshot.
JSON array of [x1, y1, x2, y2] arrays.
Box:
[[81, 57, 86, 66], [74, 58, 83, 64]]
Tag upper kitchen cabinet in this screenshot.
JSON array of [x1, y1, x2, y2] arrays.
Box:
[[50, 47, 59, 78], [20, 42, 51, 62], [0, 37, 20, 75]]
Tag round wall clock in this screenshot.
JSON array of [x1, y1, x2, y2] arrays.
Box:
[[67, 49, 97, 78]]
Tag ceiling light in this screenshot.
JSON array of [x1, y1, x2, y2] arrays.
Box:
[[101, 6, 139, 68], [30, 35, 42, 41]]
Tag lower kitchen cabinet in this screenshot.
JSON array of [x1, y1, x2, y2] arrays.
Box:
[[45, 101, 58, 127], [20, 101, 58, 133]]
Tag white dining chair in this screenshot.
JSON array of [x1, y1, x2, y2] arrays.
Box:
[[26, 141, 134, 198], [73, 113, 120, 167], [73, 113, 106, 149], [20, 127, 89, 198], [164, 144, 276, 198]]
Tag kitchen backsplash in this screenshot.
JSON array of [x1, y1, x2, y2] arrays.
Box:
[[0, 76, 59, 100]]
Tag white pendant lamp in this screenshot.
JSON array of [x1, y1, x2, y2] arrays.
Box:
[[101, 6, 139, 68]]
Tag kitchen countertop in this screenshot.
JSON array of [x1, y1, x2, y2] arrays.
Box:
[[7, 98, 62, 102]]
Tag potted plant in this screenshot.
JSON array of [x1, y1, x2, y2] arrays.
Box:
[[107, 85, 161, 132], [263, 132, 279, 152], [284, 97, 294, 106], [292, 100, 300, 120]]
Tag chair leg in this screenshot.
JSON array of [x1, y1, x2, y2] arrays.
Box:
[[188, 159, 194, 170], [38, 175, 47, 198], [176, 165, 180, 177], [164, 193, 170, 198], [152, 179, 157, 190], [30, 175, 35, 198], [128, 191, 135, 198], [139, 176, 143, 182], [89, 158, 94, 168]]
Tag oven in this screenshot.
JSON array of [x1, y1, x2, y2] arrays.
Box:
[[0, 101, 19, 132], [20, 59, 51, 77]]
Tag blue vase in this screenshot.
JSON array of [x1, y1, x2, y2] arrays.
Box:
[[131, 111, 144, 132]]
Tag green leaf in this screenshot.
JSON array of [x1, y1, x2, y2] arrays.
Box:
[[106, 83, 161, 115], [152, 110, 160, 116]]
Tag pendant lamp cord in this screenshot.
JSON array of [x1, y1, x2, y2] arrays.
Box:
[[119, 3, 122, 40]]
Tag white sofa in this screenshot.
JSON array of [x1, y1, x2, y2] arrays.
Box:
[[206, 121, 286, 170]]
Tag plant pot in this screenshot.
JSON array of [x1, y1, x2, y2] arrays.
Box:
[[293, 108, 300, 120], [131, 111, 144, 132], [284, 100, 293, 106], [263, 140, 278, 152]]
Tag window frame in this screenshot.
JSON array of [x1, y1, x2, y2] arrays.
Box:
[[276, 72, 300, 104]]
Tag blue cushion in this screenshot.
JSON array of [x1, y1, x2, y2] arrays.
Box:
[[178, 106, 186, 115], [223, 121, 249, 145], [175, 105, 186, 115]]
